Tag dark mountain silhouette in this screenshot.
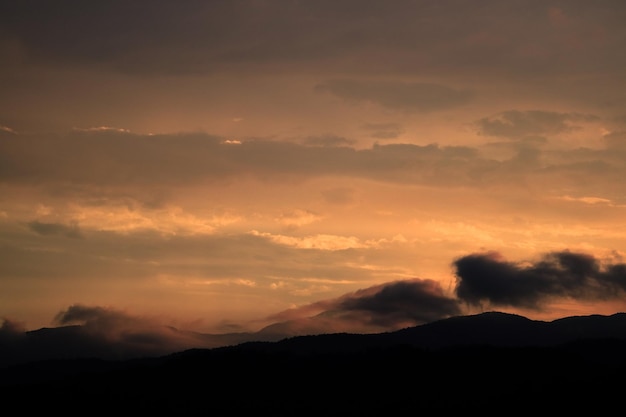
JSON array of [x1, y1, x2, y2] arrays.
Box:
[[226, 311, 626, 357], [389, 310, 626, 349], [0, 323, 283, 369], [2, 311, 626, 414]]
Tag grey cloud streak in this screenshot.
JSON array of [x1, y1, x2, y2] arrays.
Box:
[[301, 134, 355, 147], [453, 251, 626, 309], [477, 110, 599, 140], [27, 220, 82, 239], [0, 130, 479, 186], [362, 123, 405, 140], [315, 79, 473, 112], [3, 129, 626, 195], [0, 225, 391, 288]]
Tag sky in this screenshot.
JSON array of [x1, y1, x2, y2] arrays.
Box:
[[2, 0, 626, 348]]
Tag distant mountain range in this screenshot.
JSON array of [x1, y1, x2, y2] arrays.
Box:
[[237, 310, 626, 356], [2, 311, 626, 413]]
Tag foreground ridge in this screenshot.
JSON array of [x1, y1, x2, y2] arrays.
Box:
[[1, 311, 626, 414]]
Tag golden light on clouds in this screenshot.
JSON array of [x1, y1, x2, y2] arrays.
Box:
[[1, 1, 626, 338]]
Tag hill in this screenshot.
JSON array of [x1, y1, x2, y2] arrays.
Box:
[[1, 311, 625, 414]]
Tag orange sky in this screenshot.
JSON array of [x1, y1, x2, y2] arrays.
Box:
[[1, 1, 626, 337]]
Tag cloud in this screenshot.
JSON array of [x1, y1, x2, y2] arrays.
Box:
[[321, 187, 355, 205], [275, 209, 323, 229], [0, 130, 242, 185], [3, 1, 624, 78], [0, 227, 390, 292], [0, 305, 265, 368], [0, 318, 26, 335], [301, 135, 354, 147], [264, 278, 461, 334], [27, 220, 82, 238], [50, 305, 202, 352], [557, 195, 613, 205], [0, 130, 481, 187], [315, 79, 473, 112], [54, 304, 124, 326], [603, 131, 626, 149], [337, 279, 462, 326], [251, 231, 367, 251], [453, 250, 626, 309], [3, 248, 626, 367], [56, 203, 221, 236], [0, 125, 17, 135], [361, 123, 404, 139], [73, 126, 131, 133], [476, 110, 599, 140], [0, 277, 462, 366], [4, 129, 626, 194]]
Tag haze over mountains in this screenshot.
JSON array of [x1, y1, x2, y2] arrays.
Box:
[[3, 310, 626, 369]]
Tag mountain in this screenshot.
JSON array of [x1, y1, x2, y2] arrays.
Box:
[[389, 310, 626, 349], [1, 311, 626, 414], [0, 323, 283, 369], [227, 311, 626, 357]]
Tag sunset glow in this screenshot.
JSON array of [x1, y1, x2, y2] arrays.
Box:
[[1, 1, 626, 350]]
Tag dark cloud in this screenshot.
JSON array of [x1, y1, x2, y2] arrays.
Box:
[[0, 130, 481, 187], [0, 131, 234, 185], [337, 279, 462, 326], [453, 251, 626, 309], [2, 1, 624, 77], [315, 79, 473, 112], [266, 279, 461, 334], [53, 305, 234, 349], [0, 318, 26, 336], [54, 305, 117, 326], [27, 220, 82, 238], [4, 129, 626, 193], [0, 305, 264, 368], [476, 110, 599, 140]]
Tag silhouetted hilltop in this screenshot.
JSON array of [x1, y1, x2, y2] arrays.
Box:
[[0, 323, 277, 369], [388, 311, 626, 349], [2, 311, 626, 414], [226, 311, 626, 356]]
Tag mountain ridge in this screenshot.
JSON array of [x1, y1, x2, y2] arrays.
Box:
[[2, 311, 626, 413], [4, 310, 626, 370], [221, 310, 626, 357]]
